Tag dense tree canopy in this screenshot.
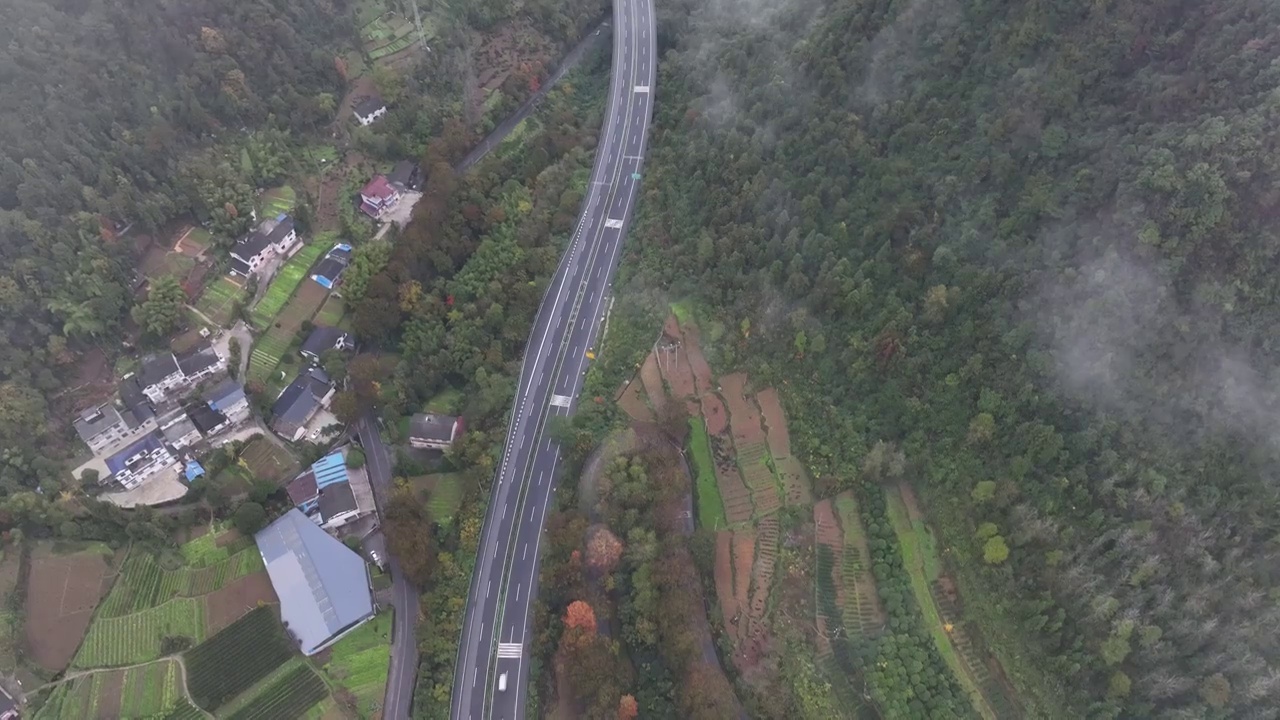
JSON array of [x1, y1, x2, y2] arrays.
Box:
[[624, 0, 1280, 716]]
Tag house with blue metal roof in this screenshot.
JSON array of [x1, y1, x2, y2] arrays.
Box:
[[284, 451, 368, 530], [255, 509, 375, 655]]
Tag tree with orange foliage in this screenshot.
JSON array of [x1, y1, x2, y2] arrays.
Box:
[[585, 525, 624, 573], [563, 600, 597, 633], [617, 694, 639, 720]]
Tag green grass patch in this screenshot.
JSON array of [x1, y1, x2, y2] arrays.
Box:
[[184, 227, 214, 252], [258, 186, 296, 218], [318, 614, 391, 715], [180, 522, 251, 567], [425, 387, 463, 414], [75, 598, 207, 668], [315, 294, 345, 326], [196, 276, 248, 327], [238, 437, 299, 484], [885, 490, 994, 719], [422, 473, 464, 525], [670, 300, 695, 325], [688, 418, 727, 530], [369, 34, 416, 60], [249, 242, 327, 330]]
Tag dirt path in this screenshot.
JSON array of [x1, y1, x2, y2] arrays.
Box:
[[38, 656, 211, 718]]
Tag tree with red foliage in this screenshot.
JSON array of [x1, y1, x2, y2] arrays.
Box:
[[617, 694, 638, 720]]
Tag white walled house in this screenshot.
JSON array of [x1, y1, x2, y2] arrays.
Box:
[[353, 96, 387, 126], [230, 214, 299, 278]]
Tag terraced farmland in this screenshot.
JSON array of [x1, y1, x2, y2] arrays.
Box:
[[248, 280, 328, 383], [97, 548, 263, 618], [249, 242, 326, 330], [75, 598, 206, 668], [195, 276, 247, 327]]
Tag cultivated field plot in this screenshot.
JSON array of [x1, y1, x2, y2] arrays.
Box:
[[249, 243, 326, 330], [181, 524, 254, 567], [196, 276, 247, 328], [174, 225, 214, 257], [186, 606, 295, 712], [736, 440, 782, 519], [711, 434, 754, 525], [423, 472, 464, 525], [248, 280, 328, 383], [833, 492, 885, 636], [258, 186, 296, 218], [720, 372, 765, 446], [40, 658, 187, 718], [683, 323, 715, 395], [688, 418, 727, 530], [654, 319, 697, 403], [74, 597, 206, 668], [97, 548, 263, 619], [813, 499, 844, 660], [0, 551, 21, 670], [205, 571, 279, 636], [638, 352, 665, 414], [755, 388, 790, 458], [318, 614, 391, 716], [227, 661, 328, 720], [239, 437, 299, 484], [25, 543, 119, 672]]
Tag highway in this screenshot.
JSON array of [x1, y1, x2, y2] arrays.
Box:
[[450, 0, 657, 716]]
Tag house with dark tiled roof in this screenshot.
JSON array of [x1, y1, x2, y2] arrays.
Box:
[[409, 413, 464, 450], [230, 214, 300, 278], [353, 95, 387, 126], [285, 450, 374, 531], [105, 431, 179, 490], [135, 341, 225, 403], [203, 379, 250, 424], [300, 326, 353, 364], [271, 367, 335, 441]]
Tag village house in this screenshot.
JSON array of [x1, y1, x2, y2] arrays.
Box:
[[358, 175, 400, 220], [271, 367, 336, 441], [202, 379, 250, 424], [310, 244, 352, 290], [353, 96, 387, 126], [299, 326, 354, 364], [104, 431, 179, 490], [73, 398, 156, 456], [285, 450, 373, 531], [229, 214, 300, 278], [409, 413, 464, 450], [135, 341, 225, 403]]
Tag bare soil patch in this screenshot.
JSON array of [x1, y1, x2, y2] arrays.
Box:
[[701, 393, 728, 436], [214, 528, 243, 548], [775, 455, 813, 507], [26, 544, 118, 672], [720, 373, 766, 446], [754, 388, 790, 459], [683, 323, 714, 396], [712, 434, 754, 525], [204, 571, 278, 635], [615, 375, 653, 423], [713, 531, 738, 639], [655, 343, 696, 401], [730, 530, 755, 645], [95, 669, 126, 719]]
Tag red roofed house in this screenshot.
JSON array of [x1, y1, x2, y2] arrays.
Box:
[[359, 175, 401, 220]]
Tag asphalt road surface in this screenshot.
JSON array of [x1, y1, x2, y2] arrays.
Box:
[[359, 417, 420, 720], [450, 0, 657, 716]]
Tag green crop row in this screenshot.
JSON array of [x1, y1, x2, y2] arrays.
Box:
[[185, 606, 295, 711], [227, 664, 327, 720], [99, 548, 262, 618], [75, 598, 206, 668], [688, 418, 727, 530], [249, 243, 325, 330]]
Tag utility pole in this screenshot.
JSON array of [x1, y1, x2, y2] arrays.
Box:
[[407, 0, 430, 51]]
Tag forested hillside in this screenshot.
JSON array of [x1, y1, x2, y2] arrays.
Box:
[[627, 0, 1280, 716]]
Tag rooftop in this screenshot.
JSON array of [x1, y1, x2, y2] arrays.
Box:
[[410, 413, 460, 443], [354, 96, 386, 117], [74, 404, 124, 444], [287, 469, 319, 506], [317, 481, 358, 523], [300, 326, 350, 358], [139, 353, 180, 387], [255, 509, 374, 655], [119, 376, 156, 424], [360, 175, 397, 202], [104, 432, 169, 474], [203, 379, 246, 410], [160, 415, 198, 444], [184, 401, 227, 435], [176, 343, 220, 376]]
